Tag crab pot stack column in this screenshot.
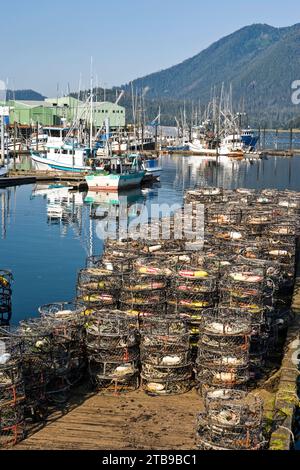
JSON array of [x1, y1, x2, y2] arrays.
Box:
[[196, 389, 266, 450], [219, 265, 271, 372], [119, 257, 172, 319], [140, 317, 193, 396], [0, 335, 26, 448], [167, 267, 218, 352], [76, 266, 121, 312], [85, 311, 140, 393], [38, 302, 86, 404], [18, 320, 53, 422], [0, 271, 13, 326], [195, 308, 251, 396]]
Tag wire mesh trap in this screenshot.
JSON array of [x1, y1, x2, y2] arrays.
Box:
[[84, 311, 140, 393], [76, 267, 121, 310], [219, 265, 272, 308], [0, 270, 13, 326], [120, 273, 167, 307], [40, 312, 86, 404], [196, 389, 265, 450], [168, 268, 217, 307], [195, 308, 252, 393], [139, 316, 193, 395], [0, 335, 25, 448]]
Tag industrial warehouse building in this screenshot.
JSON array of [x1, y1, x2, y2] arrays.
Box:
[[1, 97, 126, 129]]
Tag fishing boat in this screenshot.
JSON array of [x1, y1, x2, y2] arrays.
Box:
[[142, 157, 162, 178], [31, 140, 92, 172], [85, 155, 145, 191], [219, 134, 244, 157], [241, 129, 259, 150], [29, 133, 49, 151], [187, 139, 217, 156]]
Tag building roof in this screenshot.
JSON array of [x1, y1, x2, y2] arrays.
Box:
[[14, 100, 54, 108]]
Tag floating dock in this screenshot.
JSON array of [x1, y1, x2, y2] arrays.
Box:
[[0, 172, 86, 189]]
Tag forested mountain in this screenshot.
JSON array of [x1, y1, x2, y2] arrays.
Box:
[[123, 23, 300, 127]]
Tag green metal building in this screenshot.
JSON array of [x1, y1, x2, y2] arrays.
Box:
[[3, 97, 126, 128], [7, 100, 60, 126]]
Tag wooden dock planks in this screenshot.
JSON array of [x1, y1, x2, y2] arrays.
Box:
[[15, 390, 202, 450]]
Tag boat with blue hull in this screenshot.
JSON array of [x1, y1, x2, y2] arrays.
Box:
[[241, 129, 259, 150]]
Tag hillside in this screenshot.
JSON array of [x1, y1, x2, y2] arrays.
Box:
[[125, 23, 300, 127]]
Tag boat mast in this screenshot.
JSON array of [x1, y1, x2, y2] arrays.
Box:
[[0, 114, 4, 167], [90, 57, 93, 152]]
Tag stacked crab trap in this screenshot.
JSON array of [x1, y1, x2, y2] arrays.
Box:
[[16, 302, 86, 423], [167, 267, 218, 348], [195, 308, 252, 394], [196, 389, 265, 450], [77, 266, 120, 311], [120, 257, 170, 317], [38, 302, 86, 404], [85, 311, 140, 393], [140, 316, 193, 395], [0, 271, 13, 326]]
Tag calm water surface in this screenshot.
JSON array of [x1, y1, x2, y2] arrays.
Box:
[[1, 154, 300, 324]]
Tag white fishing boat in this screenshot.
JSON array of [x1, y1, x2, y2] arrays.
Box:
[[31, 141, 91, 172], [219, 134, 244, 157], [85, 155, 145, 191], [188, 139, 217, 155]]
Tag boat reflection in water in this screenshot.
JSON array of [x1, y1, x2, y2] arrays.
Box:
[[31, 184, 87, 239], [31, 183, 149, 242], [84, 188, 147, 240]]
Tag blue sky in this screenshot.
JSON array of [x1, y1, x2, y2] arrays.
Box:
[[1, 0, 299, 96]]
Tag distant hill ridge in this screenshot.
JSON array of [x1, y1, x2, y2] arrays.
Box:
[[124, 23, 300, 127], [6, 89, 46, 101]]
